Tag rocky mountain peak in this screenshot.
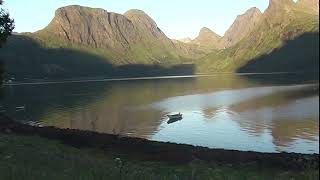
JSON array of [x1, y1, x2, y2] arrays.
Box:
[[198, 27, 221, 38], [267, 0, 295, 13], [41, 5, 138, 53], [264, 0, 296, 27], [178, 37, 192, 43], [191, 27, 222, 49], [124, 9, 158, 28], [54, 5, 108, 18], [297, 0, 319, 14], [124, 9, 169, 41], [221, 7, 262, 48], [246, 7, 262, 15], [37, 5, 182, 61], [124, 9, 148, 17], [269, 0, 295, 6]]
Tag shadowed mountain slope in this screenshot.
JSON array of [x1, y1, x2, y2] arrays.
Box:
[[196, 0, 319, 73], [237, 32, 319, 73], [0, 35, 195, 80]]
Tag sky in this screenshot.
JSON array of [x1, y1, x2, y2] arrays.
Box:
[[2, 0, 270, 39]]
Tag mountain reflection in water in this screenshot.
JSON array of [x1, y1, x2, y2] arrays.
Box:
[[1, 74, 319, 153]]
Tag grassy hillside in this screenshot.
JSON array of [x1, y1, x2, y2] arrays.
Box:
[[33, 30, 186, 66], [196, 7, 319, 73]]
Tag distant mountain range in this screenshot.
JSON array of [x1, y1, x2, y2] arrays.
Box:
[[0, 0, 318, 80], [178, 7, 263, 50], [197, 0, 319, 73]]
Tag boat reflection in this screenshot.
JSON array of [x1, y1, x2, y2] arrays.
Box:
[[167, 117, 183, 124]]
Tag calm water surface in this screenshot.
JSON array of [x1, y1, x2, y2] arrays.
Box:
[[1, 74, 319, 154]]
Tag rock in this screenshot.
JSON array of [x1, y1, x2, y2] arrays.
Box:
[[41, 5, 136, 53]]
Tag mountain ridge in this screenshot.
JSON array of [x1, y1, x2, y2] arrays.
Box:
[[296, 0, 319, 14], [221, 7, 262, 48], [196, 0, 319, 72], [35, 5, 184, 64], [0, 2, 318, 80], [191, 27, 222, 50], [181, 7, 263, 50]]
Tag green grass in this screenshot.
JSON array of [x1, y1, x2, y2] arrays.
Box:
[[0, 133, 318, 180]]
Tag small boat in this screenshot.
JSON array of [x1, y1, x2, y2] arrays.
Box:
[[167, 113, 183, 119], [167, 117, 182, 124]]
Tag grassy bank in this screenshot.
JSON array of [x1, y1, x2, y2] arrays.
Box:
[[0, 133, 318, 180]]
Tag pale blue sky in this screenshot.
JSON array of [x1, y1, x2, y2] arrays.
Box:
[[2, 0, 270, 39]]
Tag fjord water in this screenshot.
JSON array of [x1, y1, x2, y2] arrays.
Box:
[[1, 74, 319, 154]]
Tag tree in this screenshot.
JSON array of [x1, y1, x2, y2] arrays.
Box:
[[0, 0, 14, 84], [0, 0, 14, 47]]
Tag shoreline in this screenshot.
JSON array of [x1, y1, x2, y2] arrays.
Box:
[[0, 114, 318, 170], [3, 71, 318, 86]]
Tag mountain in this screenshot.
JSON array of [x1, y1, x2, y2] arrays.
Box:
[[41, 6, 135, 51], [0, 2, 318, 80], [221, 7, 262, 48], [297, 0, 319, 14], [187, 7, 263, 50], [191, 27, 222, 50], [34, 5, 188, 64], [178, 38, 192, 43], [197, 0, 319, 73], [0, 5, 206, 79]]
